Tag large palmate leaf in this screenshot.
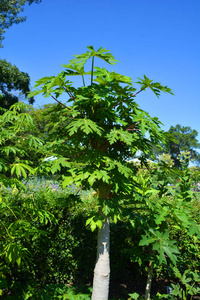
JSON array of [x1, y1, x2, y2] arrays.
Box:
[[4, 243, 24, 266], [69, 46, 118, 67], [86, 46, 119, 65], [66, 118, 103, 136], [28, 75, 73, 99], [11, 163, 34, 178], [188, 222, 200, 238], [62, 46, 118, 81], [136, 75, 174, 98], [1, 146, 20, 156], [107, 128, 133, 145], [49, 157, 70, 175], [139, 229, 179, 265], [93, 67, 132, 84], [28, 135, 43, 148]]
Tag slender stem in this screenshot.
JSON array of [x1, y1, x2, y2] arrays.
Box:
[[126, 128, 140, 131], [82, 75, 85, 87], [1, 220, 11, 238], [130, 86, 147, 99], [91, 56, 94, 85], [58, 77, 75, 100], [125, 122, 140, 131], [113, 86, 147, 108], [2, 201, 18, 220], [50, 95, 71, 110], [63, 87, 75, 100], [75, 186, 83, 195]]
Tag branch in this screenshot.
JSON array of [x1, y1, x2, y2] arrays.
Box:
[[113, 86, 147, 108], [50, 95, 71, 110], [128, 86, 147, 99], [126, 128, 140, 131], [51, 93, 85, 119], [63, 86, 75, 100], [59, 77, 76, 100], [125, 122, 140, 131], [75, 186, 83, 195], [72, 151, 86, 158]]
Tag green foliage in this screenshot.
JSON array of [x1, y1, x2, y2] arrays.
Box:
[[153, 124, 200, 168], [136, 75, 174, 98], [27, 46, 200, 299], [0, 59, 34, 109], [170, 268, 200, 300], [190, 166, 200, 183], [126, 157, 199, 299], [139, 229, 179, 265], [0, 0, 41, 48], [155, 268, 200, 300], [33, 284, 92, 300], [0, 179, 97, 298], [0, 171, 199, 298], [66, 118, 103, 136], [128, 292, 140, 299], [26, 103, 62, 140], [1, 47, 199, 299], [28, 46, 173, 230], [0, 102, 42, 188]]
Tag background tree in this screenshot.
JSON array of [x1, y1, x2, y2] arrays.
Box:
[[0, 0, 42, 109], [27, 103, 58, 138], [168, 124, 200, 168], [151, 124, 200, 169], [29, 46, 174, 300], [0, 59, 34, 109], [0, 0, 41, 47]]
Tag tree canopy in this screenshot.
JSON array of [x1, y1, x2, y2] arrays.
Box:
[[0, 59, 34, 109], [167, 125, 200, 168], [151, 124, 200, 168], [0, 0, 41, 47], [0, 0, 42, 108]]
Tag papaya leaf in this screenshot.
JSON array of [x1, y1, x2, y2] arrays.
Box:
[[107, 128, 133, 145], [136, 75, 174, 98], [62, 176, 74, 188], [50, 157, 70, 174], [67, 119, 103, 136]]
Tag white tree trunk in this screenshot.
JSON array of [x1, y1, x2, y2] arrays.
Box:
[[91, 218, 110, 300], [145, 261, 153, 300]]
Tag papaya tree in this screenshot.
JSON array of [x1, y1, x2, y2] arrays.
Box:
[[28, 46, 173, 300]]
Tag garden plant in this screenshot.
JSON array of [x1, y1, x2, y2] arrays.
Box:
[[28, 46, 175, 299], [0, 46, 199, 300]]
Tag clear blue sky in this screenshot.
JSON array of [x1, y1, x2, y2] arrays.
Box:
[[1, 0, 200, 142]]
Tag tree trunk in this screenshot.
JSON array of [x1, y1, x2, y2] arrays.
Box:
[[91, 217, 110, 300], [145, 260, 153, 300]]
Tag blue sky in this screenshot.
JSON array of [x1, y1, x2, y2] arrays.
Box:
[[1, 0, 200, 142]]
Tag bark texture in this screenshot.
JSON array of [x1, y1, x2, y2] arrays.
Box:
[[91, 218, 110, 300]]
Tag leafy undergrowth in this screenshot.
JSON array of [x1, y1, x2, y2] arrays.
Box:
[[0, 175, 199, 299]]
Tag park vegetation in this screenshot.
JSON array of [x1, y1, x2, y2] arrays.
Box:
[[0, 47, 200, 300]]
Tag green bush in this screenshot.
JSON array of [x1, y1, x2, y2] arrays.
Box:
[[0, 178, 96, 298], [0, 172, 199, 299]]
